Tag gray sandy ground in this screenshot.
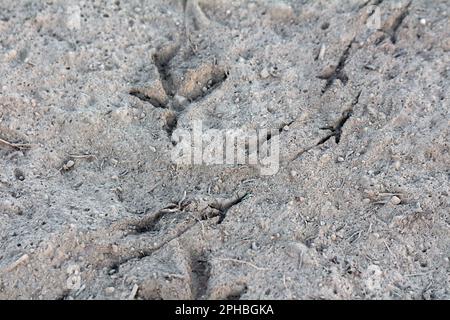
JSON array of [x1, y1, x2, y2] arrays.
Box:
[[0, 0, 449, 299]]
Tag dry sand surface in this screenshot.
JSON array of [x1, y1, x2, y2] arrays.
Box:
[[0, 0, 449, 299]]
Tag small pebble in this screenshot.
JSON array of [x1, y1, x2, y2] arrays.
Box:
[[364, 64, 377, 71], [268, 2, 294, 21], [390, 196, 401, 205], [337, 156, 345, 162], [63, 160, 75, 170], [14, 169, 25, 181], [420, 18, 426, 25], [105, 287, 115, 294], [318, 44, 326, 60], [318, 64, 337, 79], [260, 68, 270, 79], [173, 95, 187, 110], [269, 66, 279, 77]]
